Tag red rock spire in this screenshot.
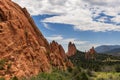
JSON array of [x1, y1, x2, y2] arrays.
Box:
[[67, 42, 77, 56], [85, 46, 96, 60]]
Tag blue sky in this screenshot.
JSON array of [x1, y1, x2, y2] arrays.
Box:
[[13, 0, 120, 51]]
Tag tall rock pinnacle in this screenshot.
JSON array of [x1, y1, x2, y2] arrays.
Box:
[[67, 42, 77, 56], [85, 47, 96, 60]]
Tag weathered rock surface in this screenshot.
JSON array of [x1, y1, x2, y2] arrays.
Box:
[[49, 41, 73, 70], [67, 42, 77, 56], [0, 0, 51, 79], [0, 0, 74, 79]]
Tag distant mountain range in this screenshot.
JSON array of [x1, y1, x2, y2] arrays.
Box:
[[95, 45, 120, 56]]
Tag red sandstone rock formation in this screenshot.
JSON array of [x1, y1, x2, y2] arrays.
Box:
[[0, 0, 73, 79], [67, 42, 77, 56], [85, 47, 96, 60], [49, 41, 73, 70], [0, 0, 51, 79]]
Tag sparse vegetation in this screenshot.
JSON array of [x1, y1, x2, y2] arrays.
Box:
[[0, 77, 5, 80], [0, 59, 6, 70], [5, 51, 120, 80], [93, 72, 120, 80], [10, 76, 19, 80], [13, 67, 89, 80], [69, 50, 120, 72]]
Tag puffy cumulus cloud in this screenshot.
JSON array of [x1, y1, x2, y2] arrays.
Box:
[[43, 15, 120, 32], [111, 15, 120, 24], [12, 0, 120, 32], [84, 0, 120, 6], [73, 22, 120, 32], [12, 0, 68, 15], [83, 0, 120, 17]]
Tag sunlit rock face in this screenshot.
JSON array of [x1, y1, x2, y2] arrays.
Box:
[[0, 0, 74, 79], [0, 0, 51, 79], [67, 42, 77, 57]]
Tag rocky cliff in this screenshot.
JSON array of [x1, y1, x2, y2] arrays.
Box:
[[67, 42, 77, 56], [0, 0, 73, 79], [0, 0, 51, 79], [49, 41, 73, 70]]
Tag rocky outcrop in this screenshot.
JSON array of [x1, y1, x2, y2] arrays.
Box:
[[85, 47, 96, 60], [49, 41, 73, 70], [67, 42, 77, 56], [0, 0, 74, 79], [0, 0, 51, 79]]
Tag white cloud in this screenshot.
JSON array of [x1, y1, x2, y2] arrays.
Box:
[[84, 0, 120, 6], [111, 15, 120, 24], [12, 0, 120, 32], [46, 35, 88, 45], [43, 23, 53, 30], [46, 35, 63, 41], [42, 15, 120, 32], [12, 0, 67, 15], [76, 43, 99, 52]]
